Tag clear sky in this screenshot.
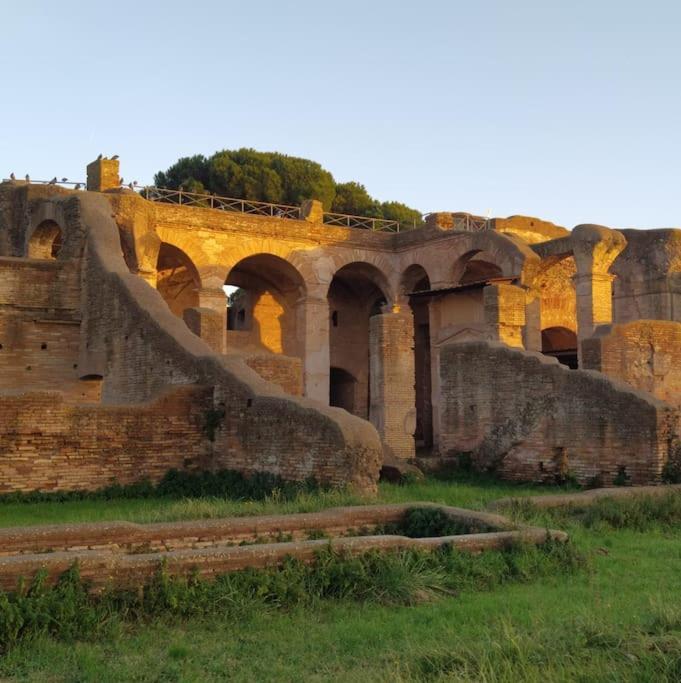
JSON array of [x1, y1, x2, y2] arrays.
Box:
[[2, 1, 679, 229]]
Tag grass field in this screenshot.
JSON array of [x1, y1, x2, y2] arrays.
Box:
[[1, 477, 680, 682]]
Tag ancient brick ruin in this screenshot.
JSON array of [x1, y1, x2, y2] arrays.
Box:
[[1, 157, 680, 492]]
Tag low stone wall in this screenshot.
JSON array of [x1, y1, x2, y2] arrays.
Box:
[[0, 503, 566, 592], [438, 341, 679, 485], [582, 320, 681, 407], [0, 385, 213, 494]]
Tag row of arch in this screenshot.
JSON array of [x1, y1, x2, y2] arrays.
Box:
[[156, 242, 509, 309]]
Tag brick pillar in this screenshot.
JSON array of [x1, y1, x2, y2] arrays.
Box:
[[523, 292, 542, 352], [571, 224, 627, 360], [86, 157, 120, 192], [369, 308, 416, 460], [296, 296, 330, 403], [573, 273, 616, 340], [184, 287, 226, 353], [483, 283, 526, 347]]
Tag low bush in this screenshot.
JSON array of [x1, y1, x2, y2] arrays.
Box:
[[0, 540, 585, 655], [383, 507, 480, 538]]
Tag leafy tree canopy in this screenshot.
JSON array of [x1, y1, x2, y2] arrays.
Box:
[[154, 148, 423, 228]]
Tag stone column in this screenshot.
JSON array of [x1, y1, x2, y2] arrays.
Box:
[[369, 307, 416, 460], [483, 283, 526, 347], [296, 296, 330, 403], [183, 287, 226, 354]]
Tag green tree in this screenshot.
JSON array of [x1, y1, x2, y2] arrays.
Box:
[[154, 148, 422, 228], [380, 201, 423, 228], [331, 181, 380, 217]]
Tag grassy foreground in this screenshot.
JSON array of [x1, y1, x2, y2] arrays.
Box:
[[1, 478, 680, 682]]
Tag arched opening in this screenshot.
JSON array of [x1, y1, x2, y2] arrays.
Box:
[[156, 243, 200, 318], [542, 326, 578, 369], [225, 254, 306, 357], [459, 256, 503, 284], [401, 265, 433, 449], [329, 367, 357, 413], [28, 220, 63, 259], [328, 262, 389, 420]]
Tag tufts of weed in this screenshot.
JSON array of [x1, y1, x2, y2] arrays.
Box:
[[0, 469, 325, 506], [0, 540, 585, 655]]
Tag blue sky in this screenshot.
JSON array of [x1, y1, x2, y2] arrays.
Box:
[[2, 1, 679, 229]]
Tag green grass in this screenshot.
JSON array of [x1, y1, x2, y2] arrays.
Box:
[[0, 475, 568, 528], [1, 478, 680, 682]]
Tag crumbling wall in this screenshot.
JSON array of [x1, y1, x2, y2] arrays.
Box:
[[0, 257, 99, 402], [73, 192, 382, 492], [438, 341, 677, 485], [0, 386, 212, 494], [582, 321, 681, 407]]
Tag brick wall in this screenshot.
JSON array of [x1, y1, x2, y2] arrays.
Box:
[[75, 191, 382, 492], [438, 341, 677, 485], [0, 257, 100, 402], [243, 353, 303, 396], [0, 386, 212, 494], [582, 321, 681, 407]]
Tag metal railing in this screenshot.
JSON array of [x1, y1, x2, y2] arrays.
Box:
[[140, 186, 302, 219], [2, 178, 86, 189], [140, 185, 416, 232], [452, 214, 491, 232], [322, 211, 402, 233]]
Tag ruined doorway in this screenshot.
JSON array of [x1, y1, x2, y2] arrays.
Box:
[[402, 265, 433, 449], [328, 262, 389, 420], [329, 367, 357, 413]]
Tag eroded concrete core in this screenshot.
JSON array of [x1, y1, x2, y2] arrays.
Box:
[[2, 158, 681, 490]]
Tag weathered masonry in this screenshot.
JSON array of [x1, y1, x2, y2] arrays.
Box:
[[1, 157, 680, 492]]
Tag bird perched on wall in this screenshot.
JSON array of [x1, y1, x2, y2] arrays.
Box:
[[120, 177, 124, 185], [49, 177, 57, 184], [74, 183, 82, 190], [128, 183, 134, 190], [97, 154, 103, 160], [133, 180, 138, 186], [25, 174, 30, 182], [10, 172, 15, 180], [111, 155, 119, 160], [61, 177, 68, 183]]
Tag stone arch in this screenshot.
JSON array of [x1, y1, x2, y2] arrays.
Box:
[[27, 220, 63, 259], [225, 253, 307, 357], [400, 263, 431, 297], [156, 243, 201, 318], [444, 230, 540, 287], [326, 261, 392, 306], [454, 249, 504, 285]]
